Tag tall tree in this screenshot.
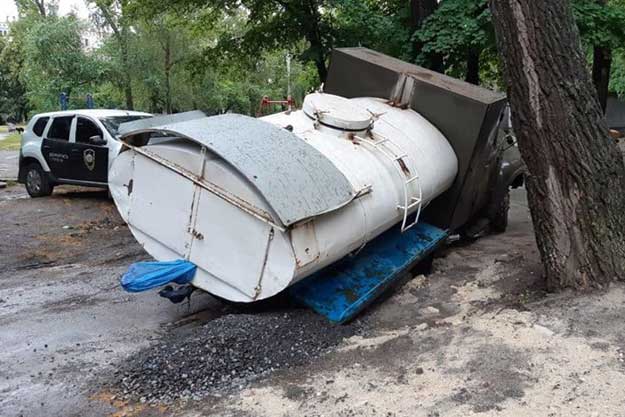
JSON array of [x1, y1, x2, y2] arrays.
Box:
[[410, 0, 438, 29], [91, 0, 134, 109], [409, 0, 441, 69], [573, 0, 625, 112], [592, 0, 612, 112], [14, 0, 47, 17], [131, 0, 407, 83], [0, 24, 29, 121], [414, 0, 495, 84], [22, 16, 101, 111], [140, 19, 182, 114], [490, 0, 625, 290]]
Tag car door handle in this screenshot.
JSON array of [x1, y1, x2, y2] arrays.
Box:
[[71, 149, 80, 154]]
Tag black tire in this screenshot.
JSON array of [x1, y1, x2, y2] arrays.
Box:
[[490, 190, 510, 233], [24, 163, 53, 198]]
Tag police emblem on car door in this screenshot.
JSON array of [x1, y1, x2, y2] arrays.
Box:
[[83, 149, 96, 171]]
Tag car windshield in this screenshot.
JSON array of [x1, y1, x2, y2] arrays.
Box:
[[99, 115, 152, 137]]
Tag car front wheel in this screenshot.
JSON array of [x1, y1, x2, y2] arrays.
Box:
[[24, 163, 54, 198]]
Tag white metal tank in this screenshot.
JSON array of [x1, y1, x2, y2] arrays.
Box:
[[109, 93, 458, 302]]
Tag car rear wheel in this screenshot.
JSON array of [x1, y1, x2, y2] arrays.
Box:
[[24, 163, 54, 198]]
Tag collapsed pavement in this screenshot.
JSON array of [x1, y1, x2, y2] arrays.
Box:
[[3, 184, 625, 417], [114, 311, 362, 405]]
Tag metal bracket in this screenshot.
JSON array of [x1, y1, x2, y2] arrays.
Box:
[[390, 73, 416, 108]]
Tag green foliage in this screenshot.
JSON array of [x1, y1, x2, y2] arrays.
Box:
[[0, 133, 23, 151], [5, 0, 625, 120], [0, 21, 30, 121], [610, 50, 625, 97], [132, 0, 409, 81], [573, 0, 625, 50], [414, 0, 625, 89], [21, 16, 102, 112], [332, 0, 410, 59], [414, 0, 498, 82]]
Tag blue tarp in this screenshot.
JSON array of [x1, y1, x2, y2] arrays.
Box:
[[121, 259, 197, 293]]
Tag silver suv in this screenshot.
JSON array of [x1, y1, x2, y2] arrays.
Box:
[[18, 109, 151, 197]]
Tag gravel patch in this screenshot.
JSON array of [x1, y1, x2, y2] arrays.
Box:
[[115, 310, 362, 404]]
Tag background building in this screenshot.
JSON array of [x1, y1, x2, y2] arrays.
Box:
[[0, 16, 16, 37]]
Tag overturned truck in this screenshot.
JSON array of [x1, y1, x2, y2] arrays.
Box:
[[110, 48, 522, 319]]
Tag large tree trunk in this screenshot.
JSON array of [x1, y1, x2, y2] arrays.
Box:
[[312, 51, 327, 83], [489, 0, 625, 290], [409, 0, 443, 71], [410, 0, 442, 63], [591, 0, 612, 114], [120, 36, 134, 110], [592, 45, 612, 114], [465, 49, 480, 85], [409, 0, 438, 29], [96, 0, 134, 110], [305, 0, 327, 82]]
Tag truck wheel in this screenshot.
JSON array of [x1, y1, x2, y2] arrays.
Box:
[[490, 190, 510, 234], [24, 163, 54, 198]]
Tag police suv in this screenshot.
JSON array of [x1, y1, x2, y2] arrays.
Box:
[[18, 109, 152, 197]]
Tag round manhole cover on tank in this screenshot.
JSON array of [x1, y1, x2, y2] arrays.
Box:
[[303, 93, 373, 131]]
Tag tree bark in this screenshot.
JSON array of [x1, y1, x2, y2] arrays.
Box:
[[465, 49, 480, 85], [409, 0, 443, 71], [592, 46, 612, 113], [164, 34, 172, 114], [96, 0, 134, 110], [304, 0, 327, 82], [489, 0, 625, 290], [409, 0, 438, 29], [120, 37, 134, 110], [15, 0, 46, 16], [35, 0, 45, 16], [591, 0, 612, 113]]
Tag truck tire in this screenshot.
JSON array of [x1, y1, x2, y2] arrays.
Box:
[[490, 190, 510, 233], [24, 163, 54, 198]]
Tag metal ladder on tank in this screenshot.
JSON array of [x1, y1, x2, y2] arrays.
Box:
[[357, 133, 423, 232]]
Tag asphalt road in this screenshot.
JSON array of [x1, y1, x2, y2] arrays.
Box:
[[0, 185, 230, 416], [0, 150, 18, 181], [3, 185, 625, 417], [0, 185, 529, 417]]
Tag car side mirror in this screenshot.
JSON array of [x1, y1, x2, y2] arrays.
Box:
[[89, 135, 107, 146]]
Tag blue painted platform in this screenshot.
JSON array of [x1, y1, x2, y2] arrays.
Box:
[[289, 222, 448, 324]]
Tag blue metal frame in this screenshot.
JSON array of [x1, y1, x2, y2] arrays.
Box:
[[289, 222, 448, 324]]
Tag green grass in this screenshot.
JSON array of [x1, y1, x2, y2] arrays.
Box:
[[0, 125, 25, 134], [0, 133, 22, 151]]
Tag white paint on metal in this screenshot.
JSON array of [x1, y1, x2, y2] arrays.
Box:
[[119, 113, 355, 227], [290, 221, 320, 268], [109, 93, 458, 303]]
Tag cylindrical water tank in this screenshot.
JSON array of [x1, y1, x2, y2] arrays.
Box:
[[109, 93, 458, 302]]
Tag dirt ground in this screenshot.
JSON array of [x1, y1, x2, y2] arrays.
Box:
[[2, 183, 625, 417]]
